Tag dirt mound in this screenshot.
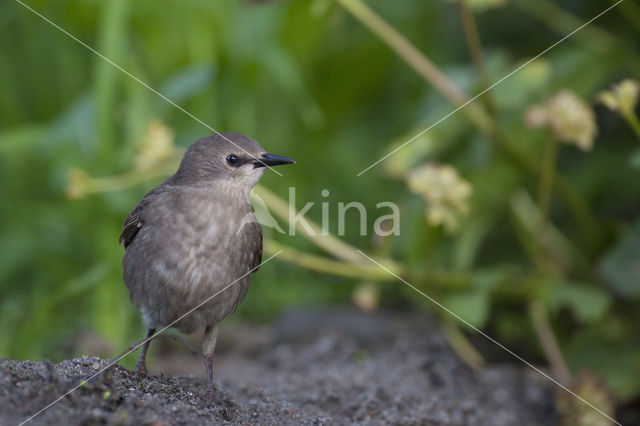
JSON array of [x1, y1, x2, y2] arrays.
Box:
[[1, 310, 554, 425]]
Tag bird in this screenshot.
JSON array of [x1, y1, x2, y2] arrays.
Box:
[[119, 132, 294, 400]]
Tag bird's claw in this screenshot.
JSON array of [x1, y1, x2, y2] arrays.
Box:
[[204, 386, 215, 405], [134, 363, 149, 381]]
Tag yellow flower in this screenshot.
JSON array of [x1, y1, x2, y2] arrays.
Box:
[[407, 164, 472, 232], [352, 282, 379, 312], [526, 90, 597, 151], [597, 79, 639, 118], [135, 119, 176, 171], [65, 167, 91, 200], [557, 371, 615, 426]]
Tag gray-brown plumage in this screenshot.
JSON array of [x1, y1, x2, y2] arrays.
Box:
[[120, 133, 294, 400]]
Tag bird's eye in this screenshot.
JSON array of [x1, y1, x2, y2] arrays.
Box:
[[226, 155, 239, 166]]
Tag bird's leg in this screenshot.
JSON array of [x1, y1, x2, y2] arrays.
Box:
[[134, 328, 155, 381], [162, 333, 198, 356], [202, 324, 220, 403]]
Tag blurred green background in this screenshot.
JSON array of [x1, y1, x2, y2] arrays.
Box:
[[2, 0, 640, 420]]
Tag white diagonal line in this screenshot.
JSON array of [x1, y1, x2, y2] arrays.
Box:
[[14, 0, 284, 177], [356, 250, 621, 425], [18, 250, 283, 426], [357, 0, 624, 176]]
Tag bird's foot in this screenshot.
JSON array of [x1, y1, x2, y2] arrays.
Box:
[[134, 362, 149, 381], [204, 385, 215, 405]]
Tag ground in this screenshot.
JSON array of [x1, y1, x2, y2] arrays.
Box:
[[1, 309, 555, 425]]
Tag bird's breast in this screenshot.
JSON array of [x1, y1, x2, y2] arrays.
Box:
[[164, 195, 254, 287]]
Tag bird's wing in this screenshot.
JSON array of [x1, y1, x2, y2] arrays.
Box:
[[246, 221, 263, 272], [119, 186, 166, 248]]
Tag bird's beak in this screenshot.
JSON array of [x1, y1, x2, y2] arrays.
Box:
[[253, 153, 296, 168]]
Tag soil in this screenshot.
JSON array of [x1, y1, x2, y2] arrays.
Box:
[[1, 309, 555, 425]]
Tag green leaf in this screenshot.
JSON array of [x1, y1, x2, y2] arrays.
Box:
[[566, 323, 640, 401], [491, 56, 551, 109], [442, 290, 490, 328], [160, 64, 215, 103], [470, 267, 509, 292], [445, 0, 509, 12], [600, 218, 640, 299], [550, 282, 611, 323]]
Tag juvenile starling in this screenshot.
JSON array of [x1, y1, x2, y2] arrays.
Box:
[[119, 133, 294, 399]]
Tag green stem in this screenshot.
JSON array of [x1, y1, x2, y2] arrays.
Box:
[[623, 112, 640, 141], [499, 131, 601, 249], [268, 237, 540, 300], [528, 300, 571, 385], [95, 0, 129, 165], [86, 162, 179, 194], [510, 190, 591, 275], [442, 320, 486, 370], [554, 176, 602, 250], [537, 138, 558, 221], [265, 239, 481, 291], [497, 132, 601, 250], [514, 0, 617, 51], [254, 184, 371, 265], [611, 0, 640, 33], [265, 240, 403, 280], [336, 0, 495, 135], [457, 0, 496, 115]]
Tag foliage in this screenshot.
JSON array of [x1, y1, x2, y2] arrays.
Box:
[[1, 0, 640, 421]]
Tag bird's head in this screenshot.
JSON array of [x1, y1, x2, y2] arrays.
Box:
[[172, 133, 295, 190]]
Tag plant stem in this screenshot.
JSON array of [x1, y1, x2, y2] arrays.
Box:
[[510, 190, 591, 275], [254, 184, 372, 265], [442, 320, 486, 370], [514, 0, 617, 52], [528, 299, 571, 385], [265, 240, 404, 280], [497, 132, 602, 250], [265, 239, 485, 291], [85, 162, 179, 194], [623, 112, 640, 141], [336, 0, 495, 135], [537, 138, 558, 221], [95, 0, 129, 165], [457, 0, 495, 115], [554, 175, 602, 250], [611, 0, 640, 33], [530, 137, 574, 385]]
